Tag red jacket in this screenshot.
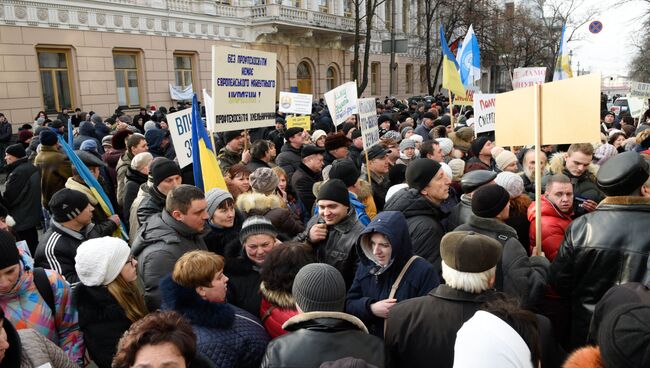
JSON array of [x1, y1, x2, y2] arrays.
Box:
[[259, 284, 298, 339], [527, 196, 573, 261]]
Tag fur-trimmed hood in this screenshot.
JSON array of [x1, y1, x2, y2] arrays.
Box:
[[260, 281, 295, 309], [548, 151, 599, 178], [236, 192, 285, 214], [159, 275, 235, 329], [282, 311, 368, 333]]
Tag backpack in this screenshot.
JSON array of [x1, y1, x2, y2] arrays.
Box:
[[33, 267, 56, 315]]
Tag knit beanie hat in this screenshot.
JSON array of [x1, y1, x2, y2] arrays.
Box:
[[599, 303, 650, 368], [406, 158, 441, 191], [90, 114, 103, 125], [39, 129, 58, 146], [436, 138, 454, 156], [491, 146, 505, 159], [5, 144, 26, 159], [206, 188, 233, 217], [0, 230, 19, 270], [292, 263, 346, 312], [49, 188, 90, 222], [311, 129, 327, 143], [399, 139, 415, 152], [351, 129, 362, 140], [130, 152, 154, 171], [18, 130, 33, 143], [495, 150, 518, 172], [448, 159, 466, 180], [316, 179, 350, 207], [74, 237, 131, 286], [285, 127, 304, 139], [150, 158, 181, 188], [471, 136, 490, 156], [401, 126, 414, 138], [102, 135, 113, 148], [329, 159, 360, 188], [239, 216, 277, 244], [223, 130, 243, 144], [495, 172, 524, 198], [389, 163, 407, 185], [144, 120, 157, 132], [440, 162, 453, 180], [471, 184, 511, 218], [250, 167, 279, 195]]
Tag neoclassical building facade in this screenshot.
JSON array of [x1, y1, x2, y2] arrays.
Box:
[[0, 0, 429, 126]]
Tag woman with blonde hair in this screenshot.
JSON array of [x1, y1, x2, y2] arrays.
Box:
[[73, 237, 147, 368]]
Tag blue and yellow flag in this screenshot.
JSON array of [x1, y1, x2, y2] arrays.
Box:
[[57, 135, 128, 240], [440, 25, 466, 97], [553, 25, 573, 81], [190, 94, 228, 192]]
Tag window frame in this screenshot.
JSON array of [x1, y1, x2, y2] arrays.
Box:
[[405, 64, 413, 94], [371, 62, 380, 96], [173, 52, 195, 89], [36, 48, 75, 114], [113, 50, 143, 109]]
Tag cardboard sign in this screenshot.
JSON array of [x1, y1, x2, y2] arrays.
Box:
[[167, 108, 193, 168], [473, 93, 496, 134], [286, 115, 311, 130], [279, 92, 313, 115], [357, 98, 380, 150], [630, 81, 650, 99], [211, 46, 277, 132], [453, 87, 476, 106], [512, 67, 547, 90], [324, 82, 358, 126]]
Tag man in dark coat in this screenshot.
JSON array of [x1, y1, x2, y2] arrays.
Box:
[[218, 130, 247, 172], [384, 158, 450, 274], [291, 144, 324, 213], [464, 136, 497, 173], [73, 122, 103, 154], [132, 158, 182, 232], [2, 144, 42, 254], [323, 132, 351, 167], [446, 170, 496, 231], [0, 113, 13, 167], [361, 144, 391, 211], [261, 263, 384, 367], [348, 129, 364, 169], [551, 151, 650, 349], [275, 127, 304, 181], [34, 130, 72, 211], [384, 231, 502, 368]]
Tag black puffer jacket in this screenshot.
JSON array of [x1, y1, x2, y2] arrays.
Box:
[[224, 252, 263, 318], [122, 167, 148, 227], [3, 157, 41, 231], [550, 196, 650, 348], [204, 209, 246, 257], [383, 187, 446, 274]]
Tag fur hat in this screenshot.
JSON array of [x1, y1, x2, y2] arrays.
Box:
[[250, 167, 279, 195], [325, 132, 351, 151], [75, 237, 131, 286]]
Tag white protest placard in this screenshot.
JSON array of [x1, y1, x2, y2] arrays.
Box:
[[512, 67, 547, 90], [167, 108, 193, 168], [630, 81, 650, 99], [279, 92, 313, 115], [324, 81, 358, 126], [357, 98, 379, 150], [212, 46, 277, 132], [473, 93, 496, 134]]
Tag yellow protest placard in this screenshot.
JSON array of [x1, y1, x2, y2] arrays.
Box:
[[286, 115, 311, 130]]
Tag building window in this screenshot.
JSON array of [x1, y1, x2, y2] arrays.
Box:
[[371, 62, 380, 95], [385, 1, 392, 31], [297, 61, 312, 94], [293, 0, 302, 8], [174, 54, 193, 88], [420, 64, 427, 93], [216, 0, 231, 4], [37, 49, 74, 114], [319, 0, 328, 13], [402, 0, 409, 33], [326, 66, 338, 91], [113, 52, 141, 108], [344, 0, 353, 17], [405, 64, 413, 94]]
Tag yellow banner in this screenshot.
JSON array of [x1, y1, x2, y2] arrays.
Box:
[[286, 115, 311, 130]]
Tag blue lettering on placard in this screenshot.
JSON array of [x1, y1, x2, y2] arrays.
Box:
[[175, 115, 191, 135]]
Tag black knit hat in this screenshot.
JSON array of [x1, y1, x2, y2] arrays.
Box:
[[239, 216, 277, 244], [329, 159, 359, 187], [597, 151, 650, 196], [39, 129, 58, 146], [0, 230, 19, 270], [351, 129, 362, 140], [317, 179, 350, 207], [5, 143, 25, 159], [301, 144, 325, 159], [150, 158, 181, 188], [440, 231, 502, 272], [406, 158, 441, 191], [471, 136, 489, 156], [49, 188, 90, 222], [471, 184, 510, 218], [285, 127, 304, 139], [599, 303, 650, 368], [223, 130, 242, 144], [389, 164, 407, 185], [293, 263, 346, 312]]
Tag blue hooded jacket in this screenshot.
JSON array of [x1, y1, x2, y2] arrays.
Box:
[[345, 211, 440, 337], [314, 192, 371, 226]]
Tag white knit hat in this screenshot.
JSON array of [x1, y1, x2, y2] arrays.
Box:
[[440, 162, 453, 179], [436, 138, 454, 156], [448, 159, 466, 180], [495, 172, 524, 198], [74, 237, 131, 286], [495, 150, 518, 172]]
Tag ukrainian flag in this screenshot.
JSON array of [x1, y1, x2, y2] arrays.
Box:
[[190, 94, 228, 192], [440, 25, 466, 97], [58, 135, 128, 240], [553, 25, 573, 81]]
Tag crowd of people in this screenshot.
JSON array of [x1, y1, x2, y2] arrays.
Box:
[[0, 95, 649, 368]]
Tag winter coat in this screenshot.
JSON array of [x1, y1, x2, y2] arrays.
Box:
[[550, 195, 650, 348], [145, 129, 168, 158], [101, 148, 123, 188], [446, 194, 473, 231], [259, 282, 298, 339], [385, 285, 496, 368], [123, 167, 148, 227], [225, 253, 263, 317], [383, 188, 447, 274], [506, 205, 532, 255], [291, 163, 322, 212], [74, 284, 132, 368], [160, 276, 269, 368], [295, 209, 364, 288], [135, 181, 167, 227], [260, 311, 385, 368], [246, 157, 271, 173], [218, 146, 242, 173], [1, 250, 84, 365], [128, 184, 147, 240], [345, 211, 440, 337], [34, 145, 72, 208], [0, 120, 12, 143], [115, 151, 132, 207], [2, 323, 77, 368], [35, 220, 102, 285], [362, 169, 391, 212], [276, 143, 302, 181], [204, 208, 246, 257], [527, 196, 573, 261], [3, 157, 41, 231], [455, 214, 550, 308], [64, 177, 118, 237], [348, 144, 363, 169], [236, 192, 304, 238], [131, 210, 208, 310], [413, 124, 430, 139], [543, 153, 604, 217], [464, 156, 497, 173]]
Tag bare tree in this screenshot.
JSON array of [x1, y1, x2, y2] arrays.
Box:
[[352, 0, 386, 96]]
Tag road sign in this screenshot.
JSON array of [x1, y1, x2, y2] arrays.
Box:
[[589, 21, 603, 34]]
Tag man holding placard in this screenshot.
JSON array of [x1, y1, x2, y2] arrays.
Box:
[[217, 130, 250, 173]]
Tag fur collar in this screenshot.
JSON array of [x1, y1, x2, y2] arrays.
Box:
[[65, 177, 99, 205], [356, 179, 373, 201], [236, 192, 285, 214], [259, 282, 295, 309], [159, 275, 235, 329], [599, 196, 650, 206], [282, 311, 368, 333], [467, 214, 518, 238], [549, 152, 599, 178], [563, 346, 604, 368]]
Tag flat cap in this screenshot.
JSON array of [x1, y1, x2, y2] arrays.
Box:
[[74, 150, 106, 168], [460, 170, 497, 193], [597, 151, 650, 196], [441, 231, 503, 272], [301, 144, 325, 159], [364, 144, 388, 160]]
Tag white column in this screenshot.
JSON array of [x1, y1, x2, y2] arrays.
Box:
[[335, 0, 344, 16], [394, 0, 402, 34]]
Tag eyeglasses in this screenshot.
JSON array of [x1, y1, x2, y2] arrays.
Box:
[[125, 256, 136, 266]]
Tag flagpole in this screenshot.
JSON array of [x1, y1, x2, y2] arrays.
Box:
[[448, 90, 455, 131]]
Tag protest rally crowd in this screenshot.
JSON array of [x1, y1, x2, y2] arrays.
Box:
[[0, 94, 650, 368]]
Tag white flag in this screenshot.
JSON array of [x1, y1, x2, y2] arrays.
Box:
[[202, 89, 215, 132]]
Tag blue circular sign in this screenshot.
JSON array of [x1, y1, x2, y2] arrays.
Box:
[[589, 21, 603, 34]]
